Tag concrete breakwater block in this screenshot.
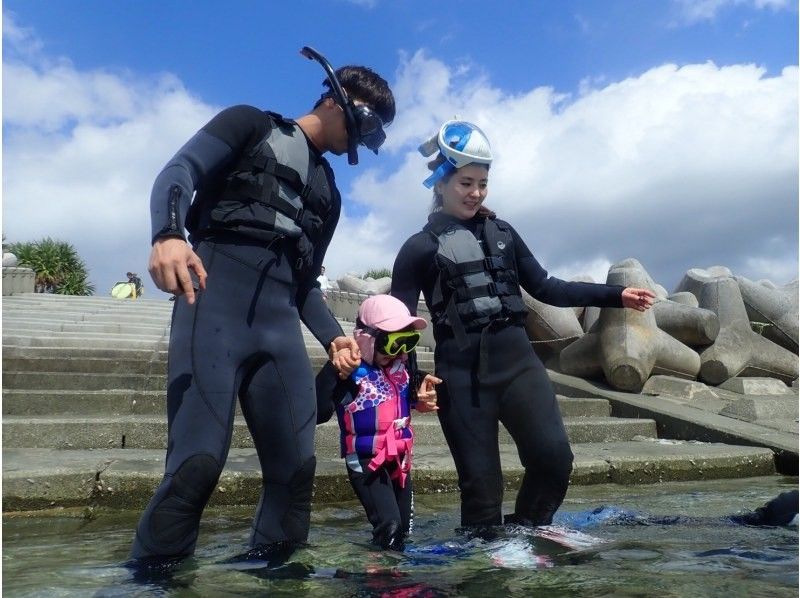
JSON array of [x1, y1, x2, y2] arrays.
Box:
[[667, 292, 699, 307], [719, 396, 799, 423], [735, 276, 798, 354], [337, 274, 391, 295], [675, 268, 798, 386], [641, 375, 721, 402], [652, 300, 719, 347], [522, 289, 584, 352], [718, 376, 793, 396], [560, 262, 701, 392]]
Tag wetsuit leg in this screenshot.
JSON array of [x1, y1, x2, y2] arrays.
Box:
[[131, 243, 259, 559], [239, 313, 317, 548], [499, 355, 574, 526], [436, 337, 505, 527], [347, 462, 408, 549], [395, 474, 414, 537]]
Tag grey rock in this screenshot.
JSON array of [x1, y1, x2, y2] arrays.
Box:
[[718, 377, 793, 396], [641, 375, 721, 401], [735, 276, 798, 354], [521, 289, 583, 352], [675, 269, 798, 385], [652, 300, 719, 347], [560, 263, 701, 392], [337, 274, 391, 295], [667, 292, 699, 307]]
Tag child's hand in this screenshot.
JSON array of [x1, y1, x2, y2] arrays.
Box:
[[329, 336, 362, 379], [415, 373, 442, 412]]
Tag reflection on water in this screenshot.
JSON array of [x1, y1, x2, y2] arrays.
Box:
[[3, 477, 797, 597]]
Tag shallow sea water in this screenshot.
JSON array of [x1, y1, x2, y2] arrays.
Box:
[[3, 476, 797, 597]]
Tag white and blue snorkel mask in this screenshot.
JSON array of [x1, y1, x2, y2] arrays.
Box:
[[418, 120, 493, 188]]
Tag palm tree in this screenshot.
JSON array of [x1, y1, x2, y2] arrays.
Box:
[[6, 238, 95, 295]]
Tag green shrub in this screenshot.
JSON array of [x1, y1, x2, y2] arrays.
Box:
[[7, 237, 95, 295], [364, 267, 392, 279]]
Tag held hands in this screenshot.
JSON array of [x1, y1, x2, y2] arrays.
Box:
[[621, 287, 656, 312], [148, 237, 208, 305], [415, 374, 442, 412], [329, 336, 362, 379]]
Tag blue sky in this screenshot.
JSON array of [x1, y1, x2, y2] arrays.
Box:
[[3, 0, 798, 298]]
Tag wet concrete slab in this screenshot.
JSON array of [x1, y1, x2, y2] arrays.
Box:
[[2, 441, 776, 511]]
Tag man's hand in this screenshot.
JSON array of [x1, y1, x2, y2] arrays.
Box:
[[621, 287, 656, 312], [148, 237, 208, 305], [329, 336, 362, 379], [415, 373, 442, 412]]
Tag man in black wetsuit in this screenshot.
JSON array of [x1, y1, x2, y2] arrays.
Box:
[[130, 48, 395, 564]]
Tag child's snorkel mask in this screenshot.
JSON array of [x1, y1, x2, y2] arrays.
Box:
[[356, 319, 422, 357], [301, 46, 387, 166]]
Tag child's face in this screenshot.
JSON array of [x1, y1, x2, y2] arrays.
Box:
[[374, 351, 395, 367]]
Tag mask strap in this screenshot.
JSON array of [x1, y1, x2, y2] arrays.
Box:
[[423, 159, 456, 189]]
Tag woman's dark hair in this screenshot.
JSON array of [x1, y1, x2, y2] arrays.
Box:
[[319, 66, 396, 125], [427, 154, 450, 212]]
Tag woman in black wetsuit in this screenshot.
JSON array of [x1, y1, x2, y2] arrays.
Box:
[[391, 120, 655, 530]]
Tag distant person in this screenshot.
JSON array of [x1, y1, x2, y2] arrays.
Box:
[[127, 272, 143, 297], [316, 295, 440, 550], [131, 47, 395, 567], [317, 265, 331, 300], [389, 120, 655, 531]]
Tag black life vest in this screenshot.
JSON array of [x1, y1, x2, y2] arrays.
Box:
[[188, 112, 335, 271], [426, 214, 528, 347]]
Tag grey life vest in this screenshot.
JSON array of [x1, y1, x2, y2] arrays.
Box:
[[188, 112, 335, 271], [426, 216, 528, 348]]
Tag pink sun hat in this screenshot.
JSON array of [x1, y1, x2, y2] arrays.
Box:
[[358, 295, 427, 332]]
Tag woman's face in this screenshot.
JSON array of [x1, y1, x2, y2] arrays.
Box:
[[436, 164, 489, 220]]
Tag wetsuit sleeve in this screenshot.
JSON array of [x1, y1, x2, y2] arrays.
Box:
[[296, 190, 344, 348], [315, 361, 355, 424], [509, 224, 624, 308], [390, 233, 434, 317], [391, 232, 436, 393], [149, 105, 265, 244]]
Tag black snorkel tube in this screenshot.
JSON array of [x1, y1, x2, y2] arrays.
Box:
[[300, 46, 360, 165]]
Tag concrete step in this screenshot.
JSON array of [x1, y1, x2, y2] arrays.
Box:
[[1, 321, 169, 335], [2, 390, 610, 418], [3, 357, 168, 375], [2, 335, 169, 350], [1, 352, 435, 381], [2, 346, 169, 360], [1, 415, 655, 451], [3, 308, 172, 326], [3, 372, 167, 392], [1, 443, 777, 511]]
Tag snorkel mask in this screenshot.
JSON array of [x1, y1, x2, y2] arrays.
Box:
[[356, 320, 422, 357], [301, 46, 387, 165], [418, 120, 493, 188]]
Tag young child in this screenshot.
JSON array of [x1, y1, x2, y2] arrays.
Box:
[[316, 294, 439, 550]]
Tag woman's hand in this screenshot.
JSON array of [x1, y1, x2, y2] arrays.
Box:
[[621, 287, 656, 312], [415, 373, 442, 412], [329, 336, 362, 379]]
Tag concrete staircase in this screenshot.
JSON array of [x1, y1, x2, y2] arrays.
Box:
[[2, 294, 777, 511]]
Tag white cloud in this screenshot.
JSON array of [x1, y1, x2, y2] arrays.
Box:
[[3, 19, 218, 296], [673, 0, 792, 23], [3, 24, 796, 299], [325, 53, 797, 290]]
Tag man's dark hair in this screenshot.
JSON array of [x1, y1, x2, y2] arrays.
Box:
[[322, 66, 395, 125]]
